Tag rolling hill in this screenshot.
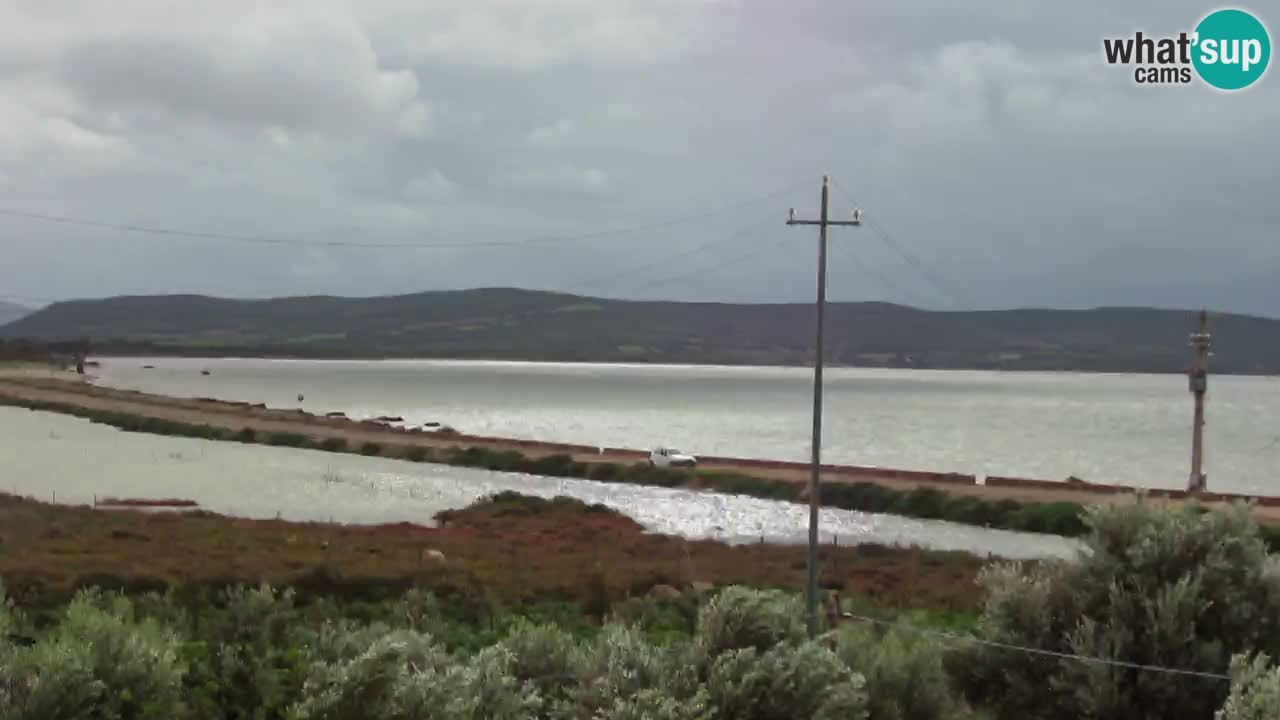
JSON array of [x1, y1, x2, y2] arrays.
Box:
[[0, 301, 30, 326], [2, 288, 1277, 374]]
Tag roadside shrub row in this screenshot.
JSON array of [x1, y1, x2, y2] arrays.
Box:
[[8, 394, 1274, 548]]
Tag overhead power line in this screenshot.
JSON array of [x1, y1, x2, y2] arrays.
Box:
[[829, 179, 972, 310], [522, 611, 1233, 685], [845, 614, 1231, 682], [0, 179, 810, 252], [623, 228, 789, 293], [1, 214, 787, 308], [563, 212, 778, 295]]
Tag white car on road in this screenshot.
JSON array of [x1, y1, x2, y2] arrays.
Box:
[[649, 447, 697, 468]]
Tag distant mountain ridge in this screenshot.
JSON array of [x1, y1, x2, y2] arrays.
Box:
[[2, 288, 1277, 374]]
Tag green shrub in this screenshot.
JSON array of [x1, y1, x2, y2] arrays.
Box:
[[822, 482, 897, 514], [616, 464, 688, 488], [836, 623, 957, 720], [706, 641, 868, 720], [891, 487, 950, 519], [942, 495, 1000, 526], [290, 628, 449, 720], [592, 688, 714, 720], [525, 453, 585, 478], [359, 442, 383, 456], [481, 449, 527, 471], [573, 624, 704, 713], [989, 499, 1025, 525], [236, 427, 257, 443], [609, 594, 699, 643], [497, 620, 584, 705], [702, 472, 799, 501], [446, 446, 522, 471], [319, 437, 348, 452], [404, 445, 431, 463], [587, 462, 623, 482], [1005, 501, 1087, 535], [1218, 653, 1280, 720], [949, 501, 1280, 720], [180, 584, 310, 718], [1255, 525, 1280, 553], [397, 645, 541, 719], [266, 432, 309, 448], [696, 587, 806, 658], [2, 591, 186, 720]]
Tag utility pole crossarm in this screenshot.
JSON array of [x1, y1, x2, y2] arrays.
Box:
[[787, 220, 863, 227], [785, 175, 863, 638]]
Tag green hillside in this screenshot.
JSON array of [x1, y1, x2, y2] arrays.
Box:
[[2, 288, 1277, 373]]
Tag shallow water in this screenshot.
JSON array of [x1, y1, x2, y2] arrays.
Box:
[[0, 407, 1079, 559], [90, 357, 1280, 494]]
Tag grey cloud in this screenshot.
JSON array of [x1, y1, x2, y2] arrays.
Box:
[[0, 0, 1277, 316], [56, 16, 427, 138]]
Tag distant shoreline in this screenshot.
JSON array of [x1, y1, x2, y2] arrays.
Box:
[[4, 370, 1278, 529], [80, 352, 1262, 379]]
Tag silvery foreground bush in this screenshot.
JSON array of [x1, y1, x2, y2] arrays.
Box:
[[0, 578, 962, 719], [1217, 653, 1280, 720], [706, 641, 867, 720], [694, 586, 807, 658], [292, 585, 869, 720], [948, 500, 1280, 720], [836, 624, 956, 720], [1, 589, 186, 720]]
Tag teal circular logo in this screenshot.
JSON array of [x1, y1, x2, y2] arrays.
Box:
[[1192, 9, 1271, 90]]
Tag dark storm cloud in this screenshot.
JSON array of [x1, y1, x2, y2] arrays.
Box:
[[0, 0, 1276, 314]]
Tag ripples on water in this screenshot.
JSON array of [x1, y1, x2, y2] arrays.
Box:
[[1, 408, 1079, 560], [89, 357, 1280, 495]]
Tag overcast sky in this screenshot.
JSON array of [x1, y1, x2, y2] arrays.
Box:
[[1, 0, 1277, 315]]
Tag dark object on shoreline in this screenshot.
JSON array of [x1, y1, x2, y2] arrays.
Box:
[[422, 421, 441, 428], [373, 415, 405, 423], [325, 411, 347, 418], [200, 369, 211, 376], [142, 365, 155, 369]]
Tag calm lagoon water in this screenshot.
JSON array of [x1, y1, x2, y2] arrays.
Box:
[[91, 357, 1280, 495], [1, 407, 1077, 559]]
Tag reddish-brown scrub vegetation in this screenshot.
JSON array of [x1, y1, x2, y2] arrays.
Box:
[[0, 490, 989, 612]]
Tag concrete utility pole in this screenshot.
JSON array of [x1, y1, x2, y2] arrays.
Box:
[[786, 175, 861, 636], [1188, 310, 1211, 493]]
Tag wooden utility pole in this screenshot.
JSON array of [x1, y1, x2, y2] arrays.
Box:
[[786, 175, 861, 636], [1188, 310, 1211, 492]]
